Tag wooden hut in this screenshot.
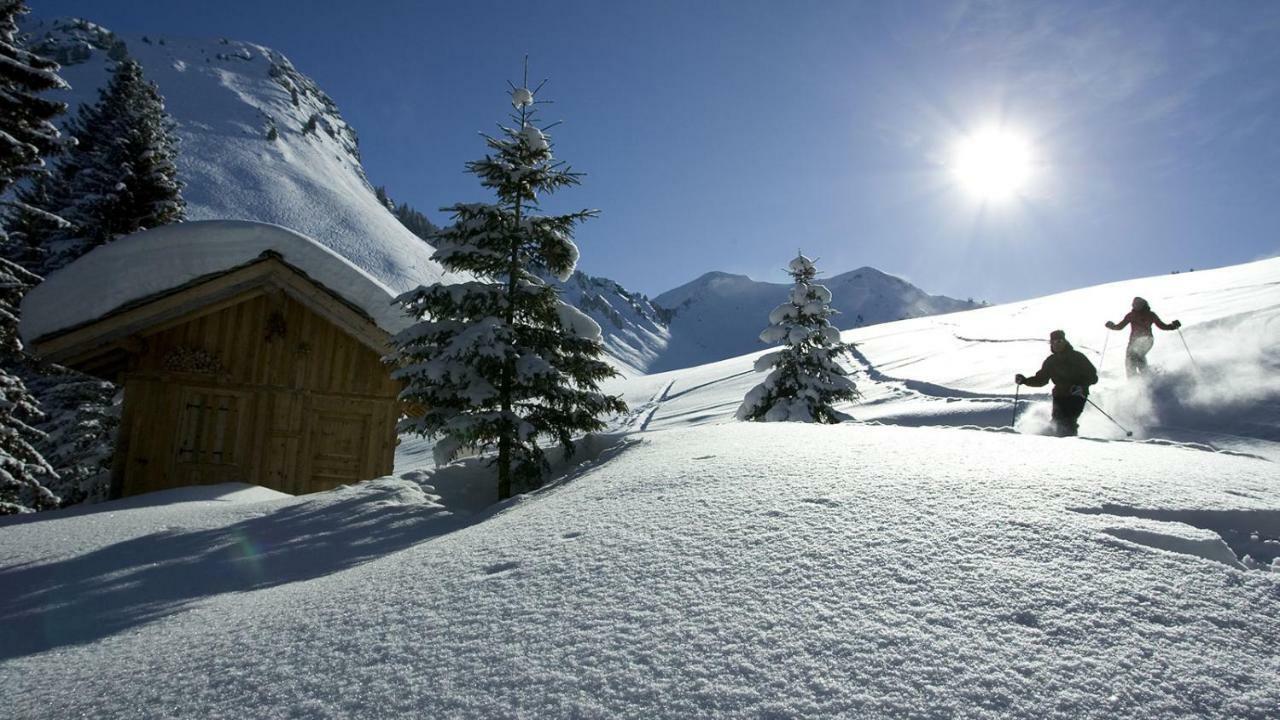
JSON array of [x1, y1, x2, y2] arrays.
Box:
[[20, 221, 415, 498]]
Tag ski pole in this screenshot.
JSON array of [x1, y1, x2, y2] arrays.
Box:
[[1176, 328, 1201, 375], [1012, 384, 1021, 427], [1098, 332, 1109, 371], [1085, 397, 1132, 437]]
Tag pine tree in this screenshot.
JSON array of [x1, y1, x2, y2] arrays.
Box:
[[24, 57, 184, 273], [393, 201, 437, 242], [4, 170, 65, 271], [1, 1, 65, 513], [392, 65, 626, 500], [0, 0, 71, 262], [0, 257, 58, 514], [22, 362, 117, 505], [737, 253, 859, 423]]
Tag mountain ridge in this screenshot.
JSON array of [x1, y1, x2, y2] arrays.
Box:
[[648, 264, 980, 372]]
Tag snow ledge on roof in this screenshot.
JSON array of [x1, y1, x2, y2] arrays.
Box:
[[20, 220, 415, 346]]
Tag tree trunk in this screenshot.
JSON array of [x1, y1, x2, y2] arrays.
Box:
[[497, 156, 524, 501], [497, 428, 511, 500]]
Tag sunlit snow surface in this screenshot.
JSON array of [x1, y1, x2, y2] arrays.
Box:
[[3, 259, 1279, 717], [610, 257, 1280, 462]]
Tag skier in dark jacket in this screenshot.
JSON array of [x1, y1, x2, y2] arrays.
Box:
[[1016, 329, 1099, 437], [1105, 296, 1181, 378]]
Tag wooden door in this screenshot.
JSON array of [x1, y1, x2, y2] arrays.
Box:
[[170, 386, 254, 487], [303, 396, 390, 493]]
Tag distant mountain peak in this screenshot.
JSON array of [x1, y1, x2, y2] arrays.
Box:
[[646, 265, 979, 373]]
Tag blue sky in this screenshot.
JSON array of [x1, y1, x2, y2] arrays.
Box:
[[33, 0, 1280, 302]]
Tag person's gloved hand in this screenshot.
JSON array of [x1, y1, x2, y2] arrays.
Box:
[[1015, 374, 1026, 385], [1070, 385, 1086, 398], [1170, 319, 1182, 329], [1105, 321, 1116, 329]]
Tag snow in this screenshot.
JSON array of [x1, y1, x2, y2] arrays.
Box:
[[4, 17, 1280, 716], [787, 253, 814, 272], [511, 87, 534, 108], [519, 123, 548, 152], [2, 256, 1279, 717], [2, 422, 1278, 718], [557, 302, 604, 341], [19, 220, 413, 343]]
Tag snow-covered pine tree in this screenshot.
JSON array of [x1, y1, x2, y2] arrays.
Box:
[[392, 67, 626, 500], [737, 253, 859, 423], [29, 57, 184, 272], [392, 201, 437, 242], [0, 0, 71, 266], [0, 257, 58, 514], [22, 363, 117, 505], [1, 16, 123, 507], [4, 172, 67, 271]]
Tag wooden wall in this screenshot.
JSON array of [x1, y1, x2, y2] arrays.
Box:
[[114, 290, 401, 497]]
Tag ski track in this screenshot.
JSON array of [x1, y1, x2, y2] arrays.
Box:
[[632, 380, 676, 432], [847, 344, 1019, 401]]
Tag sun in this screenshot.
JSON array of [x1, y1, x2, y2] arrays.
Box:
[[951, 127, 1035, 202]]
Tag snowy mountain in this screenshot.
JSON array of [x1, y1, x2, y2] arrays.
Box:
[[649, 266, 979, 372], [553, 270, 672, 373], [23, 17, 455, 295], [3, 256, 1278, 718]]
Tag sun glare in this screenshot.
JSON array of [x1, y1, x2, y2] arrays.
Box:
[[951, 127, 1034, 202]]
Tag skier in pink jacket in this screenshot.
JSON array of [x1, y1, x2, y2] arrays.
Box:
[[1105, 297, 1181, 378]]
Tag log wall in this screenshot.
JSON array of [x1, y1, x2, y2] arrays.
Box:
[[114, 291, 401, 497]]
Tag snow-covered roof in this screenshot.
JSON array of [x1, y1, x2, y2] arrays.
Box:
[[20, 220, 412, 345]]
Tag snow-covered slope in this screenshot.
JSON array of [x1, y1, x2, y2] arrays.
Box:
[[3, 426, 1277, 718], [554, 270, 671, 374], [3, 257, 1279, 718], [23, 18, 454, 295], [650, 266, 979, 372], [611, 256, 1280, 461]]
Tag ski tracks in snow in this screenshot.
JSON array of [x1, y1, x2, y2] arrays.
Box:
[[626, 380, 675, 432]]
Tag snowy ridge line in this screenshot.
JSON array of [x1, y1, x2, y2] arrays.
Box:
[[1097, 527, 1244, 569], [1137, 436, 1271, 462], [1070, 504, 1280, 536], [1071, 504, 1280, 571]]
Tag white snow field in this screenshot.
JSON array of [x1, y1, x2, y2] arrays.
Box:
[[2, 259, 1279, 718]]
